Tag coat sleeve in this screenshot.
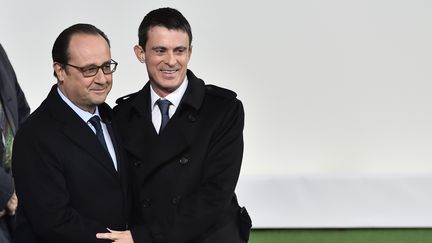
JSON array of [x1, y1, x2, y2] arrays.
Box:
[[131, 98, 245, 243], [14, 80, 30, 125], [12, 129, 110, 243], [0, 43, 30, 127]]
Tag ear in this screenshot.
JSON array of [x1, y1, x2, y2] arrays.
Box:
[[134, 45, 145, 63], [53, 62, 66, 82]]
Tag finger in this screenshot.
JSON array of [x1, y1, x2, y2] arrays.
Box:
[[107, 228, 122, 233], [96, 233, 115, 240]]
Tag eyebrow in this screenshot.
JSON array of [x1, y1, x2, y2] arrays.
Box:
[[151, 46, 188, 51], [81, 60, 112, 67]]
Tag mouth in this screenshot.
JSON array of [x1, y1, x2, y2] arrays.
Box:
[[90, 87, 107, 94], [161, 69, 178, 74], [160, 68, 179, 80]]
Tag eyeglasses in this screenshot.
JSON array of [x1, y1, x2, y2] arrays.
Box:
[[64, 59, 118, 77]]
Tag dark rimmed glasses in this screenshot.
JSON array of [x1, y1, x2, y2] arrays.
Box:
[[64, 59, 118, 77]]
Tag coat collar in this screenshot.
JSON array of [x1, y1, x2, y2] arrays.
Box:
[[131, 70, 205, 115]]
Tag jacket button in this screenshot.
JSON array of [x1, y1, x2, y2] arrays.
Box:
[[188, 114, 196, 122], [133, 160, 142, 167], [172, 196, 181, 205], [179, 157, 189, 165], [142, 199, 151, 208]]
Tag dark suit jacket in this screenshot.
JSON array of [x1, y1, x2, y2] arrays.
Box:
[[0, 43, 30, 207], [0, 43, 30, 243], [114, 70, 251, 243], [12, 85, 130, 243]]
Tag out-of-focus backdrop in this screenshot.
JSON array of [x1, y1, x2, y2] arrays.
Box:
[[2, 0, 432, 229]]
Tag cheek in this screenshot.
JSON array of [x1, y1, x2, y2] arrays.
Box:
[[179, 56, 190, 66]]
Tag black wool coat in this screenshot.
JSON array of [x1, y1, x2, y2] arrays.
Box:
[[114, 70, 250, 243], [12, 85, 130, 243]]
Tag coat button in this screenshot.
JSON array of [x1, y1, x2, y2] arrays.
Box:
[[133, 160, 142, 167], [142, 198, 151, 208], [172, 196, 181, 205], [179, 157, 189, 165], [187, 114, 196, 122]]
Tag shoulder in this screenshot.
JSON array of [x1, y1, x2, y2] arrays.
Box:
[[202, 84, 243, 119], [187, 69, 237, 101], [205, 85, 238, 100], [115, 92, 139, 105]]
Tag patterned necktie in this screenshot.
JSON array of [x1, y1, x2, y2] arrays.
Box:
[[88, 116, 109, 153], [156, 99, 171, 132]]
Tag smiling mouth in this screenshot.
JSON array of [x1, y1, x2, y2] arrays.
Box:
[[91, 88, 107, 93], [161, 69, 178, 74]]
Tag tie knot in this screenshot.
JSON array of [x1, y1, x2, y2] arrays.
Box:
[[156, 99, 171, 116], [88, 116, 102, 131]]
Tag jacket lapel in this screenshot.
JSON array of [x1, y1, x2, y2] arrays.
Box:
[[123, 70, 206, 180], [46, 86, 118, 177]]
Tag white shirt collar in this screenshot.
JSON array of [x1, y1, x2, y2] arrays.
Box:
[[150, 77, 188, 111], [57, 86, 101, 123]]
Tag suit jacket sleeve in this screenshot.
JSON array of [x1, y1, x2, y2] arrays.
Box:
[[12, 128, 110, 243], [0, 43, 30, 127], [131, 98, 245, 243], [14, 80, 30, 125]]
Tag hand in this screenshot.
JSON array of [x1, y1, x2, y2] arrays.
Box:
[[96, 228, 134, 243], [6, 192, 18, 216]]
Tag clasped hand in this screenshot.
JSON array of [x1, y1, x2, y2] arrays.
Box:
[[96, 228, 133, 243], [0, 191, 17, 218]]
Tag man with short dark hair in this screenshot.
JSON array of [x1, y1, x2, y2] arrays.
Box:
[[12, 23, 130, 243], [97, 7, 251, 243]]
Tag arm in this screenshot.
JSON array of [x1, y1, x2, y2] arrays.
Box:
[[13, 130, 110, 243], [14, 80, 30, 125], [0, 43, 30, 125]]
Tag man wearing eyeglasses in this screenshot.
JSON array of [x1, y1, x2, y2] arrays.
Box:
[[11, 23, 130, 243]]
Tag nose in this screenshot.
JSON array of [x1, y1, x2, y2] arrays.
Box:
[[165, 52, 177, 66], [94, 68, 109, 84]]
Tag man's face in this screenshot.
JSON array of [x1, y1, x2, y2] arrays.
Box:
[[135, 26, 192, 97], [55, 33, 112, 113]]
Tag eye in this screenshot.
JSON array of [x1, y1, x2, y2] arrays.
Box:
[[102, 63, 111, 72], [153, 48, 166, 55], [82, 66, 99, 75], [175, 47, 187, 55]]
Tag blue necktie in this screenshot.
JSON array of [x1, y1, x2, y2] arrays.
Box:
[[157, 99, 171, 132], [89, 116, 109, 152]]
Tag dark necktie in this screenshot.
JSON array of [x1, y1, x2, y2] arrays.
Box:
[[157, 99, 171, 132], [89, 116, 109, 152]]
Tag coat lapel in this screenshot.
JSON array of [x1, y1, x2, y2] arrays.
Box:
[[45, 86, 118, 177], [123, 70, 206, 180]]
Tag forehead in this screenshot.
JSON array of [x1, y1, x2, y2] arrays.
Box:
[[146, 26, 190, 48], [68, 33, 111, 64]]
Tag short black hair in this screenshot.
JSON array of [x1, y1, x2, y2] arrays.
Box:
[[52, 23, 110, 78], [138, 7, 192, 49]]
